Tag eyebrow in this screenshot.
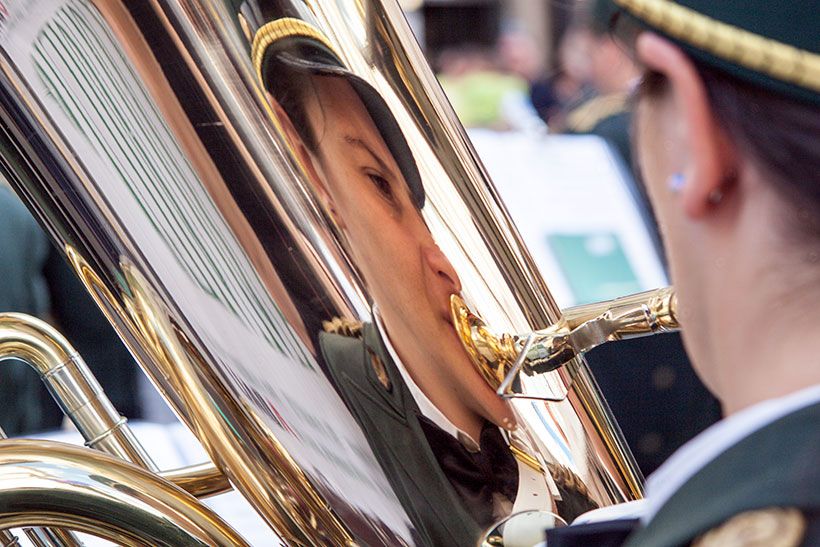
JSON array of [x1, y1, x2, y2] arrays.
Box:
[[343, 135, 396, 179]]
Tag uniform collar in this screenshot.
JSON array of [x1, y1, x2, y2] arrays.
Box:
[[643, 383, 820, 523], [371, 306, 481, 450]]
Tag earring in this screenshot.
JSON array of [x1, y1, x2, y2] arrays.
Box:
[[667, 172, 685, 193]]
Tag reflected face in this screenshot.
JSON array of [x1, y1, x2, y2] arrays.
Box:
[[303, 76, 464, 365], [268, 72, 513, 431]]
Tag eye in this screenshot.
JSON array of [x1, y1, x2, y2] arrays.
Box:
[[367, 171, 394, 201]]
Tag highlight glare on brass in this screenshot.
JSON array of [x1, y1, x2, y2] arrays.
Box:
[[453, 287, 679, 398], [0, 439, 247, 546], [0, 0, 658, 542]]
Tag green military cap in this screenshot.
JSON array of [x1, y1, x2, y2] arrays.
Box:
[[603, 0, 820, 106], [245, 12, 425, 209]]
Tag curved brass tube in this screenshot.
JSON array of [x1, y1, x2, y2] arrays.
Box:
[[0, 439, 247, 546], [453, 287, 680, 395], [161, 462, 232, 499], [0, 313, 155, 469], [0, 313, 232, 500]]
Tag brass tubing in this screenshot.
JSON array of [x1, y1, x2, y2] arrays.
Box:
[[0, 423, 81, 547], [562, 286, 678, 332], [161, 462, 232, 499], [0, 313, 156, 471], [522, 287, 679, 373], [0, 439, 248, 546], [0, 313, 233, 500]]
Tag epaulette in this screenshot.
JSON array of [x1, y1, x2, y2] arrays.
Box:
[[565, 92, 629, 133], [693, 507, 806, 547], [322, 316, 364, 338]]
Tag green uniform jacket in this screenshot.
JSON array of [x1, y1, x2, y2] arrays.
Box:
[[626, 401, 820, 547], [0, 187, 52, 434], [319, 323, 481, 547]]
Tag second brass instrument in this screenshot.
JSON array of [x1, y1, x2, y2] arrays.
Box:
[[453, 287, 678, 398]]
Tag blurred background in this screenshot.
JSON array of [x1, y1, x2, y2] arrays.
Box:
[[0, 3, 719, 541]]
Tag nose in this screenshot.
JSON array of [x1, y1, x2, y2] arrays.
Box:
[[422, 244, 462, 296]]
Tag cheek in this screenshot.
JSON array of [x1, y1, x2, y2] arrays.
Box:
[[637, 101, 681, 228]]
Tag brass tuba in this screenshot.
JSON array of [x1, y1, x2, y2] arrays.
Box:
[[0, 0, 671, 544]]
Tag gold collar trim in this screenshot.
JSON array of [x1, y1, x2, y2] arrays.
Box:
[[251, 17, 336, 83], [614, 0, 820, 93]]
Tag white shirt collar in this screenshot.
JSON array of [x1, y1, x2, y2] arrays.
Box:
[[372, 307, 555, 514], [642, 383, 820, 523], [372, 306, 477, 446]]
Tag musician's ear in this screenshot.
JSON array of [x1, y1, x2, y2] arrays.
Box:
[[636, 33, 737, 219]]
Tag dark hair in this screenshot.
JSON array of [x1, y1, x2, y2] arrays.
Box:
[[262, 47, 426, 210], [262, 48, 324, 152], [638, 63, 820, 241]]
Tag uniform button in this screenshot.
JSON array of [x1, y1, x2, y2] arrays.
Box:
[[638, 432, 663, 455], [652, 364, 676, 390]]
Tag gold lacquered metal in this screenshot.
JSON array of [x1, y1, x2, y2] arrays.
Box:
[[0, 439, 247, 546], [453, 287, 679, 396], [0, 425, 79, 547], [161, 462, 232, 499], [451, 294, 518, 390], [119, 264, 356, 546], [0, 0, 652, 542], [0, 312, 167, 546], [0, 313, 155, 469]]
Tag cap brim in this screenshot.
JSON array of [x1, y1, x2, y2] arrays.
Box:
[[262, 41, 425, 209]]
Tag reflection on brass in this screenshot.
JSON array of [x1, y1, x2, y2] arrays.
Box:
[[0, 0, 650, 542], [507, 438, 543, 473], [323, 317, 365, 339], [368, 350, 392, 391], [160, 462, 232, 499], [453, 288, 679, 397], [252, 18, 337, 80], [120, 264, 356, 546], [0, 439, 247, 546]]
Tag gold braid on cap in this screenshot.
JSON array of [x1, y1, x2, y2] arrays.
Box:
[[251, 17, 337, 84], [614, 0, 820, 93]]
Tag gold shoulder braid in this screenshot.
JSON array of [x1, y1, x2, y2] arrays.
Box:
[[546, 462, 594, 503], [322, 316, 364, 338], [693, 507, 806, 547], [565, 93, 629, 133]]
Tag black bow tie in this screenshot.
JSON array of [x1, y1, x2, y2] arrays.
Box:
[[417, 415, 519, 527]]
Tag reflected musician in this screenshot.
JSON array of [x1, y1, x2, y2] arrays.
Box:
[[253, 15, 596, 545]]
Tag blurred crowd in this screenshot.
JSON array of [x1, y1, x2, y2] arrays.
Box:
[[435, 1, 639, 171]]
